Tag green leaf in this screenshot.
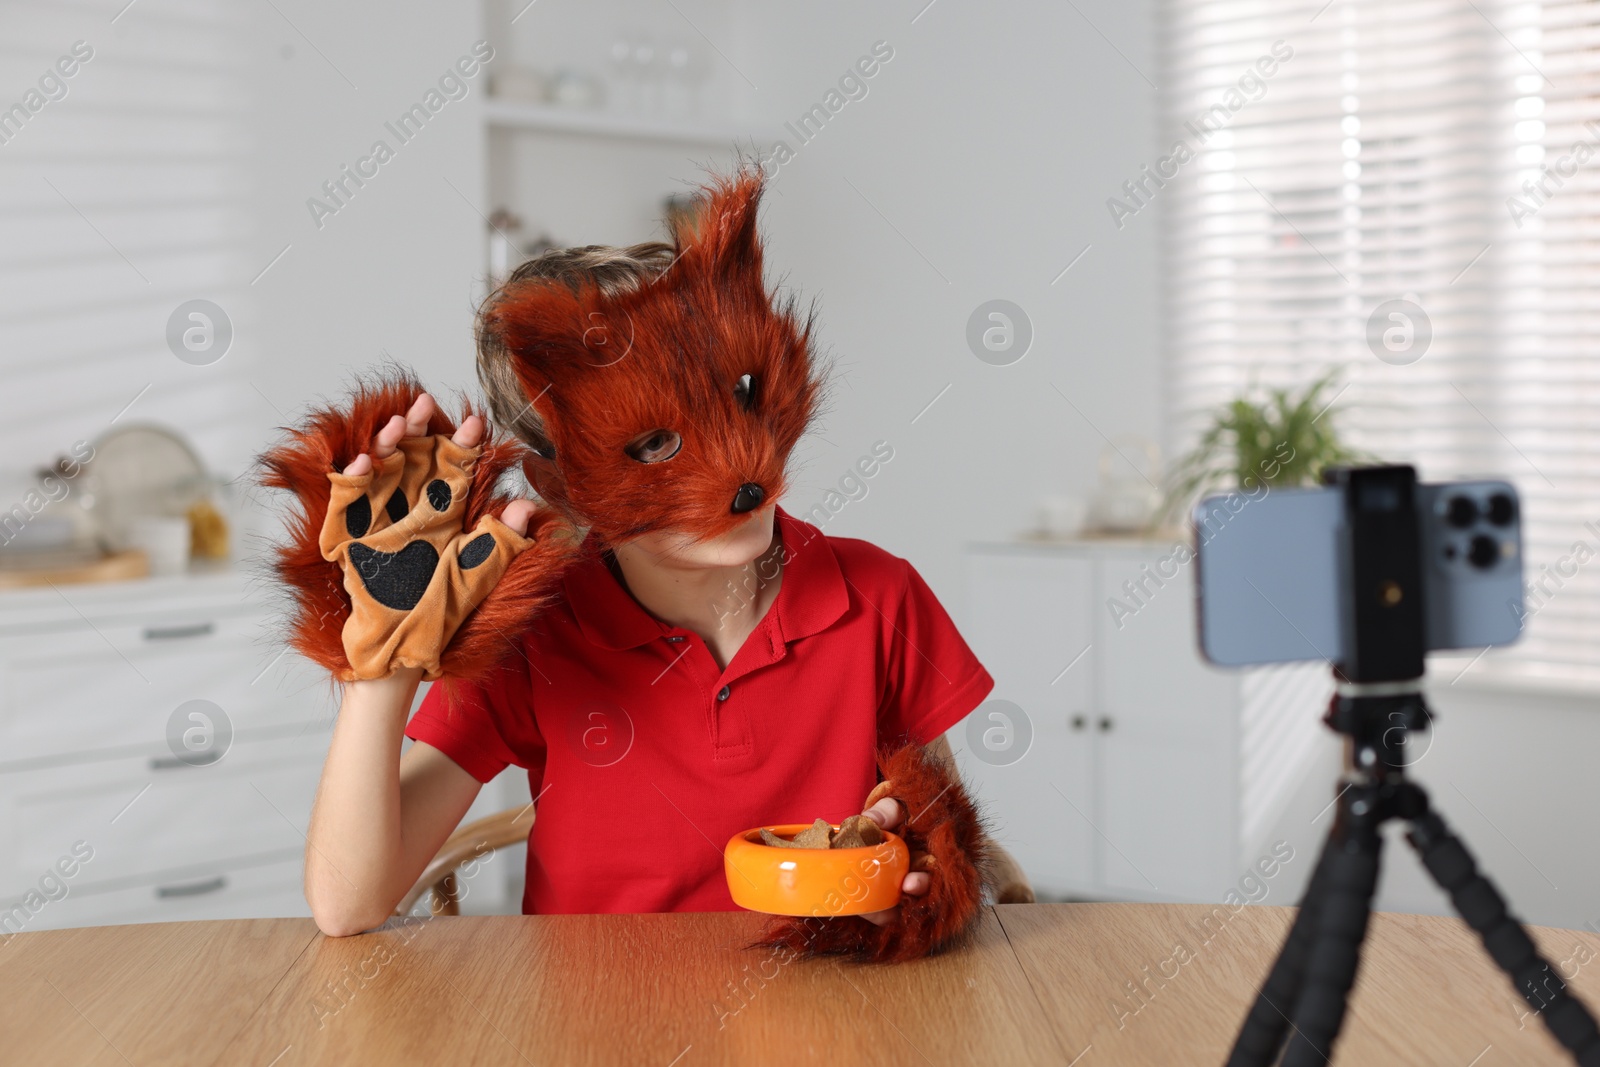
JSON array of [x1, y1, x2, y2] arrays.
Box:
[[1159, 367, 1374, 524]]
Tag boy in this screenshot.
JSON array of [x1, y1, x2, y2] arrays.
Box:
[[266, 170, 1015, 960]]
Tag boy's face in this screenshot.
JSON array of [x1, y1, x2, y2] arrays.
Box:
[[621, 503, 777, 569], [496, 170, 820, 548]]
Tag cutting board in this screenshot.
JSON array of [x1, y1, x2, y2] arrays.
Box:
[[0, 548, 150, 589]]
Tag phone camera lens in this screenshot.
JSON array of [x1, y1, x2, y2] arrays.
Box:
[[1446, 495, 1479, 528], [1487, 492, 1516, 526], [1468, 535, 1499, 569]]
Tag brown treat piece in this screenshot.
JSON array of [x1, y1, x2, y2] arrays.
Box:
[[791, 818, 833, 849], [758, 828, 801, 849], [830, 814, 885, 849]]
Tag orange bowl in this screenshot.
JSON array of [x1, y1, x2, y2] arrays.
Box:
[[724, 824, 910, 917]]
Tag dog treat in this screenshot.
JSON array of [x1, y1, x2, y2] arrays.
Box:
[[831, 814, 884, 849], [758, 815, 885, 850]]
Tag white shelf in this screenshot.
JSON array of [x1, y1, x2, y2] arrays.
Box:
[[483, 98, 750, 146]]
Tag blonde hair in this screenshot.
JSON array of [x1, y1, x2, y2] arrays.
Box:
[[475, 242, 677, 452]]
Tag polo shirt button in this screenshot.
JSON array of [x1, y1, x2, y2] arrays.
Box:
[[717, 685, 730, 701], [666, 635, 685, 642]]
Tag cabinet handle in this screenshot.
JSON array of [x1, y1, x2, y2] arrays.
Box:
[[1071, 714, 1087, 731], [149, 752, 222, 770], [156, 875, 227, 899], [1097, 716, 1113, 733], [143, 621, 216, 642]]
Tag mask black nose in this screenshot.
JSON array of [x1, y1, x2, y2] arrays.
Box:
[[731, 482, 765, 514]]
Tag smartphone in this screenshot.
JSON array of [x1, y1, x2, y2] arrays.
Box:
[[1193, 480, 1525, 667]]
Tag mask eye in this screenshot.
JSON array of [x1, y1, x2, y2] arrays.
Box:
[[624, 429, 682, 464], [733, 373, 756, 411]]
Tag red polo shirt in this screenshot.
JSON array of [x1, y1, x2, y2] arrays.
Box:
[[403, 505, 993, 915]]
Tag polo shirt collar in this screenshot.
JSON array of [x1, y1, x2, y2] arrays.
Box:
[[562, 505, 849, 651], [768, 505, 849, 644]]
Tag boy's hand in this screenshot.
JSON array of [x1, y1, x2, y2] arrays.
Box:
[[325, 392, 541, 680], [260, 372, 582, 686], [342, 392, 538, 534], [754, 739, 987, 961], [858, 795, 932, 927]]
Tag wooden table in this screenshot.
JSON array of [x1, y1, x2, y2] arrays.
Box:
[[4, 903, 1598, 1065]]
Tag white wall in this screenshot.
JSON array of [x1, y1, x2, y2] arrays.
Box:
[[248, 1, 489, 423]]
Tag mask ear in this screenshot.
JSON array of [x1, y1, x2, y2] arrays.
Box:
[[672, 168, 768, 300], [486, 271, 600, 405], [488, 167, 772, 406]]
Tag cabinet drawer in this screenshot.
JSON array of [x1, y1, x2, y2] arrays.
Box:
[[0, 730, 329, 895], [0, 612, 334, 763], [13, 856, 308, 932]]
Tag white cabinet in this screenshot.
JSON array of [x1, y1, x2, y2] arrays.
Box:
[[963, 553, 1096, 890], [0, 570, 334, 931], [960, 540, 1329, 904], [0, 568, 521, 931]]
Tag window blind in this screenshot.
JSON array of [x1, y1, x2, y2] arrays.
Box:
[[1162, 0, 1600, 686]]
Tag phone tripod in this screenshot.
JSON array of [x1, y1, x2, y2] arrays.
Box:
[[1226, 464, 1600, 1066], [1225, 684, 1600, 1066]]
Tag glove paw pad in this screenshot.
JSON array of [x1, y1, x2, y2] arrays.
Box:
[[459, 532, 496, 569], [347, 540, 438, 612]]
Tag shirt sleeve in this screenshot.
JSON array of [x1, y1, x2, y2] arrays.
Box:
[[404, 661, 531, 784], [877, 559, 995, 748]]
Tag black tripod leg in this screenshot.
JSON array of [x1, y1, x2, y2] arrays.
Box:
[[1226, 830, 1338, 1067], [1409, 808, 1600, 1067], [1281, 808, 1383, 1067]]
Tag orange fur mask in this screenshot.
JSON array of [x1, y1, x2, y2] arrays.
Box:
[[481, 169, 824, 545]]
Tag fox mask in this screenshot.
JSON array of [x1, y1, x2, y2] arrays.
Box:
[[482, 170, 824, 546]]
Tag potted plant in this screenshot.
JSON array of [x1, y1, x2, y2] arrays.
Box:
[[1161, 369, 1366, 523]]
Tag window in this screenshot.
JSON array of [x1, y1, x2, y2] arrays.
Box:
[[1163, 0, 1600, 686]]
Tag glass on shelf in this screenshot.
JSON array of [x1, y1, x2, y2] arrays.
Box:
[[608, 35, 637, 114], [663, 40, 708, 120], [631, 34, 662, 116], [487, 207, 523, 287]]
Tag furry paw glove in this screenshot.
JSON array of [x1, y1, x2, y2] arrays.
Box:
[[319, 434, 535, 680], [757, 743, 993, 963], [258, 372, 580, 684]]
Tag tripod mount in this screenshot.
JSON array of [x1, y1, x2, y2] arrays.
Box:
[[1225, 467, 1600, 1066]]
